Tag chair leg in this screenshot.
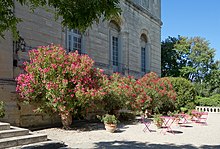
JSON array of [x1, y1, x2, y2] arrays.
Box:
[[143, 123, 151, 132]]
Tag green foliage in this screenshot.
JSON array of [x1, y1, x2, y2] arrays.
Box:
[[97, 114, 118, 124], [102, 73, 135, 114], [0, 0, 20, 39], [205, 69, 220, 95], [118, 111, 136, 122], [1, 0, 120, 38], [161, 36, 182, 77], [196, 94, 220, 107], [153, 113, 163, 128], [102, 72, 177, 116], [174, 36, 218, 83], [161, 36, 219, 85], [16, 45, 106, 119], [180, 107, 188, 113], [137, 73, 176, 114], [168, 77, 196, 111], [0, 101, 5, 118], [194, 82, 210, 97]]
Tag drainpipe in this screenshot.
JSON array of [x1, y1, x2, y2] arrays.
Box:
[[12, 0, 16, 79]]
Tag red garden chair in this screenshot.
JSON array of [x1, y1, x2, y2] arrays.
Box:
[[160, 116, 176, 135], [196, 112, 208, 125], [141, 116, 152, 132], [191, 110, 200, 122]]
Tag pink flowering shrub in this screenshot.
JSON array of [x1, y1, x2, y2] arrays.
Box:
[[137, 72, 176, 114], [101, 72, 176, 116], [101, 73, 136, 114], [16, 45, 106, 127], [16, 45, 176, 125]]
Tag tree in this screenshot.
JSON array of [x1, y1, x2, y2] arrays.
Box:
[[205, 69, 220, 95], [0, 0, 120, 38], [162, 36, 218, 83], [161, 36, 181, 77], [175, 36, 218, 83]]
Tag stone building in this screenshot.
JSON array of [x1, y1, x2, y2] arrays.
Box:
[[0, 0, 162, 127]]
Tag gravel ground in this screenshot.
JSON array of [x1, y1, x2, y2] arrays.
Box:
[[34, 113, 220, 148]]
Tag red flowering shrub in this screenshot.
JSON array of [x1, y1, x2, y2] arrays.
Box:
[[16, 45, 106, 128], [101, 72, 176, 115], [16, 45, 176, 126], [137, 72, 176, 114], [102, 73, 137, 114]]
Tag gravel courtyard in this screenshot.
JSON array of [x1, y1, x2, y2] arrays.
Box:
[[34, 113, 220, 148]]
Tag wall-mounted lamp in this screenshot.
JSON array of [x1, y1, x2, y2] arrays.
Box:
[[16, 37, 26, 53]]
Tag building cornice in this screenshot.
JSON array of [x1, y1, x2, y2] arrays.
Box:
[[125, 0, 163, 26]]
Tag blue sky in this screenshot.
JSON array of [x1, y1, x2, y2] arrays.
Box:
[[161, 0, 220, 61]]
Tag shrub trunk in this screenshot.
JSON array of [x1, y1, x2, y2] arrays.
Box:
[[60, 112, 72, 129]]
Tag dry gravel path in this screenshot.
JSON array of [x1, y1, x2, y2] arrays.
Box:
[[34, 113, 220, 148]]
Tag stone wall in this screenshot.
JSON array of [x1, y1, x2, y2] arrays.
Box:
[[85, 0, 162, 77], [0, 32, 13, 79], [0, 79, 61, 128], [14, 2, 65, 77], [0, 2, 63, 128], [0, 0, 161, 128]]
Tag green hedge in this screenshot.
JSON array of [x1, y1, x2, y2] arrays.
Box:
[[196, 94, 220, 107], [167, 77, 196, 111]]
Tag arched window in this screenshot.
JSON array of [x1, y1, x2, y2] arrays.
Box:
[[109, 21, 121, 72], [67, 29, 82, 53], [140, 34, 148, 73]]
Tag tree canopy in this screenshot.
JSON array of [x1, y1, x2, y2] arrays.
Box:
[[161, 36, 181, 77], [175, 36, 218, 82], [161, 36, 219, 83], [0, 0, 120, 38]]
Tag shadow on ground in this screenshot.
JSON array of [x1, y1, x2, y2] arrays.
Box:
[[64, 120, 133, 132], [93, 141, 220, 149]]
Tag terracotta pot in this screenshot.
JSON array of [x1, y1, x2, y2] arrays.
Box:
[[60, 112, 72, 129], [104, 123, 117, 133], [156, 123, 162, 128], [144, 109, 152, 118]]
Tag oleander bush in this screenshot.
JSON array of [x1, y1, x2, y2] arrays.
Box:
[[101, 73, 136, 115], [102, 72, 177, 116], [16, 44, 181, 127], [139, 73, 176, 114], [16, 45, 106, 129]]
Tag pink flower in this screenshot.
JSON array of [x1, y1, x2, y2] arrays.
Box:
[[99, 69, 104, 73]]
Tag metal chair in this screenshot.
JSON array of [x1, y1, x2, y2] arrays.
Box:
[[196, 112, 208, 125], [160, 116, 176, 135], [141, 116, 152, 132]]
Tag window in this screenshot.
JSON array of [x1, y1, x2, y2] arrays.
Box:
[[140, 34, 148, 73], [112, 36, 119, 66], [109, 21, 121, 72], [141, 47, 146, 72], [67, 29, 82, 53]]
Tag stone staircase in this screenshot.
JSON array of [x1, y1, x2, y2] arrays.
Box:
[[0, 122, 66, 149]]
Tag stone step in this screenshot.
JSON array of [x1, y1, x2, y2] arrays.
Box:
[[0, 126, 29, 139], [0, 133, 47, 149], [0, 122, 10, 130], [9, 140, 67, 149]]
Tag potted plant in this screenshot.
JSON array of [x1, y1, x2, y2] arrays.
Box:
[[98, 114, 118, 133], [153, 114, 163, 128]]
